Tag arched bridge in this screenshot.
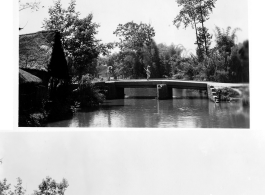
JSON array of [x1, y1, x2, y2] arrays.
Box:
[[94, 79, 248, 100]]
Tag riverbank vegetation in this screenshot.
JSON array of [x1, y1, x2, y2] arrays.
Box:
[[216, 87, 241, 102], [73, 74, 106, 108]]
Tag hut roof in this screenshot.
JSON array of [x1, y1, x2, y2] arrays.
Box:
[[19, 30, 69, 79], [19, 69, 43, 84]]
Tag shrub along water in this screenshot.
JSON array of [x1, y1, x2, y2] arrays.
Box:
[[216, 87, 240, 102], [73, 74, 106, 108]]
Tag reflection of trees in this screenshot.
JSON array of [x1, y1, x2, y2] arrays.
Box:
[[107, 109, 111, 127], [169, 99, 210, 128], [123, 99, 159, 127], [125, 88, 156, 98], [207, 101, 249, 128], [47, 98, 249, 128], [72, 110, 95, 127]]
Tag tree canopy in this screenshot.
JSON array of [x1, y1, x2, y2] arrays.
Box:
[[42, 0, 110, 81], [112, 21, 156, 78], [0, 178, 26, 195], [0, 179, 10, 195], [214, 26, 241, 54], [1, 177, 68, 195], [113, 21, 155, 52], [174, 0, 217, 58], [34, 177, 68, 195]]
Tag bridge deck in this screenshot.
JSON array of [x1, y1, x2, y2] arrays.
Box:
[[94, 79, 248, 90]]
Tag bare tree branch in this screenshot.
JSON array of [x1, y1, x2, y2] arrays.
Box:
[[19, 0, 41, 12]]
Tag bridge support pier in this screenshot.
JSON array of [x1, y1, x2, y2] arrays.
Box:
[[157, 84, 172, 100], [106, 83, 124, 99]]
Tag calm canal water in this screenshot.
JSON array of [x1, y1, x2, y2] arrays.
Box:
[[47, 88, 250, 128]]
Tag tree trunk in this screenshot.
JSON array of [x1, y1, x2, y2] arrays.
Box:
[[199, 1, 208, 56], [193, 18, 200, 48]]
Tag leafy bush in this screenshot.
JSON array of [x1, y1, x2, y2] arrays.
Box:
[[216, 87, 240, 101], [19, 111, 48, 127], [75, 74, 105, 108]]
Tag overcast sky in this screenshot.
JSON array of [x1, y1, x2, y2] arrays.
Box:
[[1, 131, 265, 195], [19, 0, 248, 54]]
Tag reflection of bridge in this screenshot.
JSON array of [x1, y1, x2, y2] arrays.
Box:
[[94, 79, 249, 100]]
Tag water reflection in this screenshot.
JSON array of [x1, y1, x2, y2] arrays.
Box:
[[47, 98, 249, 128]]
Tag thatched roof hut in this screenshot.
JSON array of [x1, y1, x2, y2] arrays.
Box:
[[19, 30, 69, 82], [19, 68, 47, 113], [19, 68, 43, 84]]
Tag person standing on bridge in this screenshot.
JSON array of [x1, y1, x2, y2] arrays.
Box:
[[144, 65, 151, 80], [107, 65, 113, 81]]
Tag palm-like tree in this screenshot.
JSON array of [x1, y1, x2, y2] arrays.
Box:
[[214, 26, 241, 54]]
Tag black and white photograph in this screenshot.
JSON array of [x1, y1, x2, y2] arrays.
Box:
[[17, 0, 249, 128]]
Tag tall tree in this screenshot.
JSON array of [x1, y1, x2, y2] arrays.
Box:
[[67, 14, 101, 80], [113, 21, 155, 78], [174, 0, 216, 58], [196, 0, 216, 55], [174, 0, 200, 47], [196, 26, 212, 58]]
